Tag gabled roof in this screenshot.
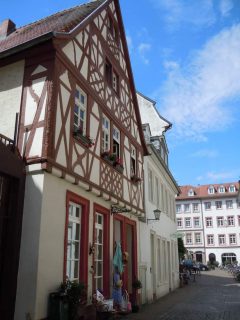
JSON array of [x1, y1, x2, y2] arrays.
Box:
[[177, 182, 239, 200], [137, 91, 172, 136], [0, 0, 106, 54]]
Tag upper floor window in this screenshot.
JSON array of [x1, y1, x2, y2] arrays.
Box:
[[186, 233, 192, 245], [215, 201, 222, 209], [74, 86, 87, 135], [226, 200, 233, 209], [148, 169, 153, 202], [206, 217, 212, 227], [208, 186, 215, 194], [184, 204, 190, 213], [229, 234, 236, 245], [193, 203, 199, 212], [176, 204, 181, 213], [130, 145, 136, 176], [188, 189, 194, 196], [217, 216, 224, 227], [177, 218, 183, 228], [185, 218, 191, 228], [207, 235, 214, 245], [193, 217, 200, 228], [113, 125, 120, 158], [229, 185, 235, 192], [195, 233, 201, 244], [227, 216, 234, 226], [102, 115, 110, 152], [218, 185, 225, 193], [105, 59, 119, 94], [204, 202, 211, 210], [218, 234, 225, 245]]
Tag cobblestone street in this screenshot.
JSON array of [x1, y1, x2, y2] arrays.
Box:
[[123, 268, 240, 320]]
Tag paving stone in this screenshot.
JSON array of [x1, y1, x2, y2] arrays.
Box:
[[120, 269, 240, 320]]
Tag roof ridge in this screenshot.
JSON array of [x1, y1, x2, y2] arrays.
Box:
[[15, 1, 98, 31]]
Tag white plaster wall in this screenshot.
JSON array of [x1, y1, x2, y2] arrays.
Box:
[[0, 60, 24, 139], [139, 152, 179, 303], [19, 172, 139, 319], [14, 173, 44, 320]]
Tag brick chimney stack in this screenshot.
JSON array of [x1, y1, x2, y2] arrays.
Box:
[[0, 19, 16, 40]]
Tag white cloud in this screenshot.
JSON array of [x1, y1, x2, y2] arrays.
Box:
[[150, 0, 216, 30], [219, 0, 233, 17], [206, 171, 237, 181], [138, 43, 151, 64], [190, 149, 218, 158], [154, 24, 240, 141]]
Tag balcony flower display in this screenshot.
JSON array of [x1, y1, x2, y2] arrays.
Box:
[[73, 127, 94, 148], [101, 151, 124, 173]]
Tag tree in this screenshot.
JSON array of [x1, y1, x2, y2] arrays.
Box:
[[177, 238, 186, 261]]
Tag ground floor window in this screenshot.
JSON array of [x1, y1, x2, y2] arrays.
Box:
[[221, 253, 236, 264], [64, 191, 89, 285]]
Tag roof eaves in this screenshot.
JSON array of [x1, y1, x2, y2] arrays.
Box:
[[0, 31, 54, 59]]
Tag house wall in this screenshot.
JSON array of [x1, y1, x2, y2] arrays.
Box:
[[15, 170, 139, 319], [139, 152, 179, 304], [0, 60, 24, 139]]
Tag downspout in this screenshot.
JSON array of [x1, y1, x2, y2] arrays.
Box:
[[200, 199, 206, 263]]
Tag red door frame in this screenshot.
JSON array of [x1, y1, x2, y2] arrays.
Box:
[[64, 191, 89, 286], [113, 215, 137, 295], [92, 203, 110, 297]]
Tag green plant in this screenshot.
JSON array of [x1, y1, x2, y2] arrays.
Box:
[[59, 280, 86, 319], [132, 279, 142, 290]]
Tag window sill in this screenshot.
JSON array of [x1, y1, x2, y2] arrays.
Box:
[[73, 132, 94, 148]]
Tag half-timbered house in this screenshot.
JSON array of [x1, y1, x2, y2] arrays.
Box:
[[0, 1, 148, 318]]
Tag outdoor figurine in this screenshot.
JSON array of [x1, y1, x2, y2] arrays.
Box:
[[112, 266, 123, 310]]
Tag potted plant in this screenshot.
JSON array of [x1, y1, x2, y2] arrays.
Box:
[[131, 278, 142, 313], [59, 280, 86, 320], [114, 157, 124, 173]]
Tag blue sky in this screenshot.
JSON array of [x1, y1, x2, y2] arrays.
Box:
[[1, 0, 240, 186]]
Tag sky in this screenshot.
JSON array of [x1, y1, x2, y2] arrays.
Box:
[[1, 0, 240, 187]]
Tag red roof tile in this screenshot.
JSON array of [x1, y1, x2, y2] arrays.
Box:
[[0, 0, 105, 54], [177, 182, 239, 200]]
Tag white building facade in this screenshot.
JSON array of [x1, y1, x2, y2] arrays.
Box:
[[137, 93, 180, 304], [176, 182, 240, 265]]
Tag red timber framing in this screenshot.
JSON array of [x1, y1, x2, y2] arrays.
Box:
[[113, 214, 137, 300], [64, 191, 89, 286], [92, 204, 110, 297]]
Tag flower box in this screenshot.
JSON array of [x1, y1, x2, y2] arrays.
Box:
[[73, 129, 94, 148], [115, 164, 124, 174]]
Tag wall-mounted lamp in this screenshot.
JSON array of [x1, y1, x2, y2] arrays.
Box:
[[147, 209, 161, 223]]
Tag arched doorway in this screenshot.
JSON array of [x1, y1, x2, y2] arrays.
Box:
[[209, 253, 216, 264], [195, 251, 203, 262], [221, 253, 236, 264]]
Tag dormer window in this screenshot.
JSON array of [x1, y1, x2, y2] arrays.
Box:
[[208, 186, 215, 194], [229, 185, 235, 192], [188, 189, 194, 197], [218, 185, 225, 193]]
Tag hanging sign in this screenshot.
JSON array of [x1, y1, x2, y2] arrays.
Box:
[[111, 205, 131, 215]]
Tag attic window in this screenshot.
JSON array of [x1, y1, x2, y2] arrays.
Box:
[[105, 59, 119, 94], [218, 186, 225, 193], [229, 185, 235, 192], [107, 14, 118, 42], [188, 189, 194, 196], [208, 186, 215, 194]]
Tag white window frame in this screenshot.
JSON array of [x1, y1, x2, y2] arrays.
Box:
[[227, 216, 234, 226], [74, 86, 87, 135], [102, 114, 110, 152], [193, 217, 200, 228], [185, 218, 191, 228], [207, 235, 214, 245], [226, 200, 233, 209], [218, 234, 225, 245], [186, 233, 192, 245], [215, 201, 222, 209], [184, 204, 190, 213], [94, 212, 104, 291], [204, 202, 211, 210], [112, 125, 120, 158], [67, 202, 82, 281], [130, 145, 136, 176], [195, 233, 201, 244], [208, 186, 215, 194], [217, 216, 224, 227], [193, 203, 199, 212], [206, 217, 212, 227], [218, 186, 225, 193], [176, 204, 181, 213], [229, 185, 235, 192], [177, 218, 183, 228], [229, 234, 236, 245]]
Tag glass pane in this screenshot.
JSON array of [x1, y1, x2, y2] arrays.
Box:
[[68, 223, 73, 240], [74, 261, 79, 279], [74, 242, 79, 259], [97, 245, 103, 260], [97, 277, 103, 291], [75, 207, 80, 218], [98, 214, 103, 225], [67, 242, 71, 259], [74, 105, 79, 114], [75, 224, 80, 240], [69, 205, 73, 216], [98, 229, 103, 243], [81, 94, 85, 104]]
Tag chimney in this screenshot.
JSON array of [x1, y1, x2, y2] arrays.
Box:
[[0, 19, 16, 40]]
